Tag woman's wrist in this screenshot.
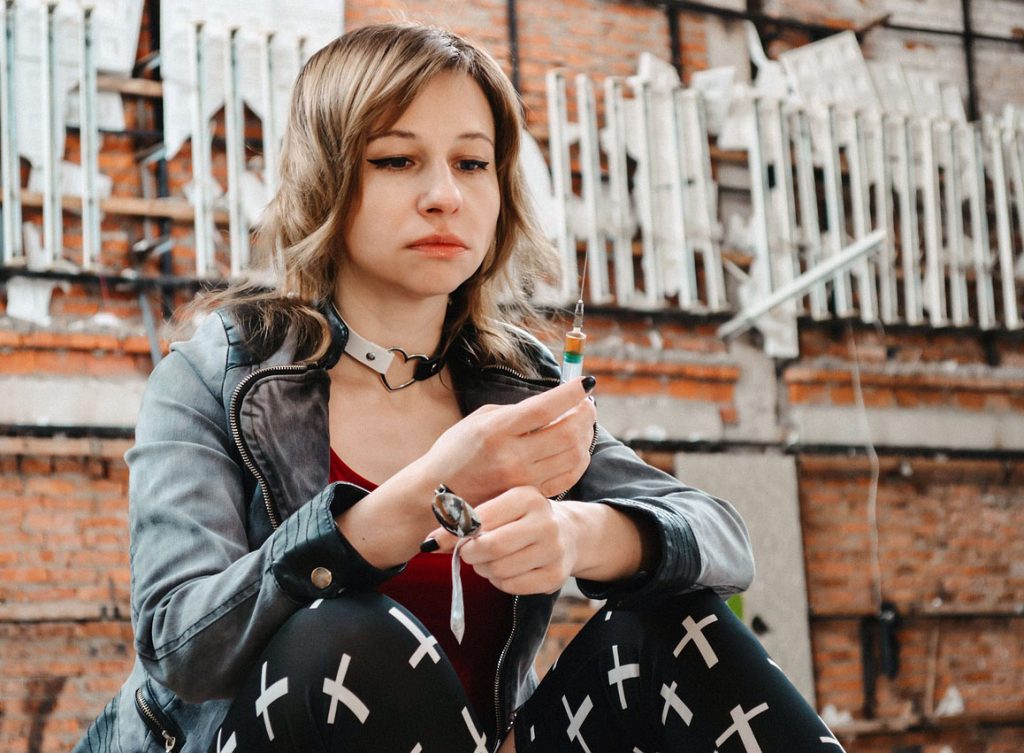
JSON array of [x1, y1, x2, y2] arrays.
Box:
[[333, 457, 441, 568], [563, 500, 650, 583]]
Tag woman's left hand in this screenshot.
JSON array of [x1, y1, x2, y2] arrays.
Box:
[[433, 486, 579, 595]]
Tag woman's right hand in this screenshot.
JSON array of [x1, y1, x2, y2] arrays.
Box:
[[422, 377, 596, 503]]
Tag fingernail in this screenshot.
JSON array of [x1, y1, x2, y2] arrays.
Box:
[[419, 537, 440, 553], [581, 375, 597, 393]]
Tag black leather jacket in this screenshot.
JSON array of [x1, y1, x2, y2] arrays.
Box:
[[73, 304, 754, 753]]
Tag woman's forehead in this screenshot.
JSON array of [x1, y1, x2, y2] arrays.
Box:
[[368, 72, 497, 142]]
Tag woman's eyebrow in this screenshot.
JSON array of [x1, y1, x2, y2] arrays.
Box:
[[368, 129, 494, 147]]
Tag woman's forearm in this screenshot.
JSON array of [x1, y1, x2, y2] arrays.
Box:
[[562, 500, 659, 583], [334, 458, 440, 569]]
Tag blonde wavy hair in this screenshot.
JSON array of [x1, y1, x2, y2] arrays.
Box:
[[212, 22, 558, 371]]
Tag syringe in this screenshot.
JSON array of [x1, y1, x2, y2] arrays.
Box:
[[560, 298, 586, 382]]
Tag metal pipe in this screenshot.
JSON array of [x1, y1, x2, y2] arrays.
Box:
[[506, 0, 520, 92], [668, 5, 682, 80], [986, 115, 1020, 329], [603, 77, 635, 306], [544, 69, 576, 302], [1, 0, 22, 262], [896, 116, 923, 324], [190, 21, 213, 276], [1006, 123, 1024, 295], [669, 86, 696, 308], [79, 4, 100, 270], [146, 0, 173, 314], [41, 0, 62, 266], [873, 115, 898, 323], [848, 110, 878, 322], [960, 0, 979, 121], [747, 97, 773, 297], [718, 230, 886, 339], [965, 122, 995, 329], [575, 75, 610, 303], [261, 31, 278, 200], [687, 90, 726, 310], [920, 118, 947, 326], [225, 27, 249, 277], [770, 98, 799, 300], [793, 108, 827, 319], [138, 290, 162, 367], [821, 105, 853, 316], [942, 122, 969, 326], [637, 80, 663, 306]]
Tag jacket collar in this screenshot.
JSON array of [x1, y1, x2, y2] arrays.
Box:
[[319, 299, 349, 369]]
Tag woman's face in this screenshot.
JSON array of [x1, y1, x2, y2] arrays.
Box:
[[339, 71, 501, 308]]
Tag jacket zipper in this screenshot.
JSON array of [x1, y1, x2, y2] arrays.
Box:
[[486, 364, 598, 744], [493, 594, 520, 745], [481, 364, 562, 388], [228, 363, 315, 530], [134, 687, 182, 753]]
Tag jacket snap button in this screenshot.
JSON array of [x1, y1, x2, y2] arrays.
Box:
[[310, 566, 333, 589]]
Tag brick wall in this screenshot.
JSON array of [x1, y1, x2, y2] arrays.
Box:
[[2, 1, 1024, 752]]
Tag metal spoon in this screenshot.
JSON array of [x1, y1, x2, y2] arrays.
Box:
[[431, 485, 482, 643]]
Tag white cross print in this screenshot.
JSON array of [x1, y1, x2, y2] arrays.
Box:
[[323, 654, 370, 724], [215, 729, 236, 753], [562, 694, 595, 753], [659, 681, 693, 726], [461, 707, 488, 753], [673, 613, 720, 668], [819, 735, 845, 749], [607, 645, 640, 710], [714, 702, 769, 753], [254, 661, 289, 741], [388, 607, 441, 667]]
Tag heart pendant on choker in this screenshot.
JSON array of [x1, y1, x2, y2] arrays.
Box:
[[342, 323, 445, 391]]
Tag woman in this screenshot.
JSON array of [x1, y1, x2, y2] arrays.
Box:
[[75, 23, 841, 753]]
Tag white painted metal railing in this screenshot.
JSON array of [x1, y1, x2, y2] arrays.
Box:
[[543, 67, 1023, 332], [0, 1, 1021, 338], [543, 69, 728, 313]]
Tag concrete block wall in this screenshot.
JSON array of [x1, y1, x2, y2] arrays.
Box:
[[2, 2, 1023, 752]]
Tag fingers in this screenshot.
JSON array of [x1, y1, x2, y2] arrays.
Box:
[[422, 487, 576, 595], [504, 393, 595, 481], [501, 377, 591, 435], [422, 529, 458, 554], [461, 488, 574, 591]]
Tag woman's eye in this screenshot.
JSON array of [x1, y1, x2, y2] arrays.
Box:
[[367, 157, 412, 170], [457, 159, 490, 172]]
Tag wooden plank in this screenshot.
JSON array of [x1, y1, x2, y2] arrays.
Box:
[[96, 73, 163, 98], [7, 190, 228, 224]]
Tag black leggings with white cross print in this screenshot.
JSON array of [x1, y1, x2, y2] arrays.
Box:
[[208, 589, 844, 753]]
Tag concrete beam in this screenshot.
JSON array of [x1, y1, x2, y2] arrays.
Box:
[[787, 404, 1024, 451], [0, 375, 144, 429]]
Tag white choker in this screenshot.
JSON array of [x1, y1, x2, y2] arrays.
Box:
[[342, 325, 445, 392]]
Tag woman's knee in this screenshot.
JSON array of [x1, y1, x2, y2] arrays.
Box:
[[269, 591, 441, 672]]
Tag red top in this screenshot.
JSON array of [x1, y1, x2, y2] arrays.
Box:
[[329, 449, 514, 732]]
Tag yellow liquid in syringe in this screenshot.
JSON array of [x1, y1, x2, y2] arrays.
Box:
[[560, 328, 586, 381]]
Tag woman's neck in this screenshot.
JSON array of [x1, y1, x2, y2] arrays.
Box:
[[334, 291, 449, 358]]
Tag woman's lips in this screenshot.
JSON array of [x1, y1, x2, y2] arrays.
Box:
[[408, 235, 469, 257]]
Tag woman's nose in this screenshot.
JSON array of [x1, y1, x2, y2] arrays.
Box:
[[418, 165, 463, 215]]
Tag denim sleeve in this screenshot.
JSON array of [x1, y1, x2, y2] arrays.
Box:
[[517, 338, 754, 603], [127, 316, 396, 704], [571, 425, 755, 604]]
